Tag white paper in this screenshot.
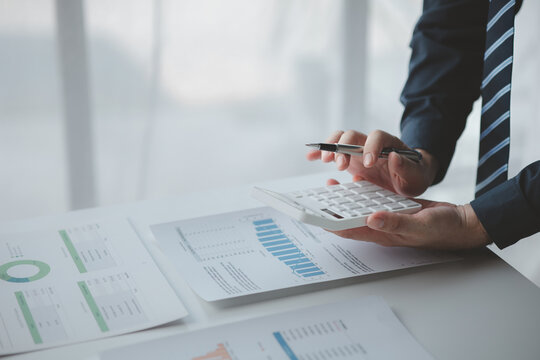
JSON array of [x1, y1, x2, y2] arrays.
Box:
[[0, 219, 187, 355], [101, 296, 433, 360], [151, 207, 460, 301]]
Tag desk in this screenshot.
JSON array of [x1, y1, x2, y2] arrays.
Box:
[[3, 172, 540, 360]]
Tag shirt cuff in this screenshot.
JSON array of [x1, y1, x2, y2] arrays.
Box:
[[470, 177, 540, 249]]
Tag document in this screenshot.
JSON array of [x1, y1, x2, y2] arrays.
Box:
[[0, 219, 187, 355], [151, 207, 459, 301], [101, 296, 433, 360]]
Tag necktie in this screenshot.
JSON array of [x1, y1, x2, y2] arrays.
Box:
[[475, 0, 516, 198]]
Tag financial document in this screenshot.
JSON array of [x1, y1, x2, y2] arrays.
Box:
[[0, 219, 187, 355], [151, 207, 459, 301], [101, 296, 433, 360]]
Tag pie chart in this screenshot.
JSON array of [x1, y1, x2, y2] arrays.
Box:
[[0, 260, 50, 283]]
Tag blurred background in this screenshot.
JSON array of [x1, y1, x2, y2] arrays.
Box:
[[0, 0, 539, 284]]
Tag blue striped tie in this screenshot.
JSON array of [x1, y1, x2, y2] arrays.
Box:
[[475, 0, 515, 198]]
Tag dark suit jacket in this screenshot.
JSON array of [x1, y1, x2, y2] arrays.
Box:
[[399, 0, 539, 248]]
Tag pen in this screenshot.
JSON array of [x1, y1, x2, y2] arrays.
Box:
[[306, 143, 422, 163]]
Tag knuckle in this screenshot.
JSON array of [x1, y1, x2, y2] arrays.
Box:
[[391, 134, 401, 144], [327, 130, 344, 142], [339, 129, 356, 143], [387, 216, 401, 232], [366, 130, 386, 148], [369, 129, 385, 139]]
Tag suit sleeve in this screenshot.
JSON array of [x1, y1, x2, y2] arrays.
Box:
[[400, 0, 538, 248], [471, 161, 540, 249], [399, 0, 488, 184]]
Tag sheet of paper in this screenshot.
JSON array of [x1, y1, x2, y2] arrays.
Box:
[[101, 296, 433, 360], [0, 219, 187, 356], [151, 207, 460, 301]]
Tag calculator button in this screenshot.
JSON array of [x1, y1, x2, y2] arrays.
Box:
[[362, 192, 380, 200], [313, 187, 329, 195], [388, 195, 407, 202], [359, 183, 379, 190], [336, 190, 354, 197], [369, 205, 389, 212], [349, 194, 365, 201], [354, 208, 373, 216], [342, 183, 359, 189], [355, 185, 377, 192], [326, 184, 344, 191], [323, 193, 340, 200], [344, 203, 362, 210], [400, 200, 420, 208], [350, 188, 367, 195], [384, 203, 404, 210], [354, 181, 371, 187], [311, 195, 324, 201], [373, 197, 392, 205], [333, 198, 351, 205], [376, 190, 394, 197], [364, 187, 380, 193], [358, 200, 377, 207], [291, 191, 303, 198]]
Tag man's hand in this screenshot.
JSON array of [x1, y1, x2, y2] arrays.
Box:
[[306, 130, 439, 197], [324, 179, 491, 250]]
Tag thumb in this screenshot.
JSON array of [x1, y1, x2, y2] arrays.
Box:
[[326, 178, 340, 186], [388, 152, 427, 197], [366, 211, 419, 235]]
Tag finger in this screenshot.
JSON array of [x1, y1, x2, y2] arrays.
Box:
[[352, 174, 364, 182], [306, 149, 321, 161], [366, 211, 421, 236], [329, 227, 400, 247], [412, 198, 453, 208], [363, 130, 404, 168], [337, 129, 368, 145], [321, 130, 344, 163], [335, 130, 367, 170], [335, 153, 350, 171], [326, 178, 340, 186]]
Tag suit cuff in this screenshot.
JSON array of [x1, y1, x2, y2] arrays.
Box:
[[400, 117, 455, 185], [470, 177, 540, 249]]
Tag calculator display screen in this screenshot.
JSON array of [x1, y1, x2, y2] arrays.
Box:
[[321, 208, 343, 219]]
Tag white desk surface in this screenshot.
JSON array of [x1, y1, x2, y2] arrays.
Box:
[[3, 172, 540, 360]]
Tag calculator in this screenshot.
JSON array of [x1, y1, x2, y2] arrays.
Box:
[[251, 181, 422, 231]]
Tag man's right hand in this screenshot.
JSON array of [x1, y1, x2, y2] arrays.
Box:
[[306, 130, 439, 197]]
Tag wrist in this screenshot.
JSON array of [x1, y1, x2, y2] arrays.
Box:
[[415, 149, 439, 186], [459, 204, 492, 247]]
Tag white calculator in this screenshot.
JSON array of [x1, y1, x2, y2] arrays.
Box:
[[251, 181, 422, 231]]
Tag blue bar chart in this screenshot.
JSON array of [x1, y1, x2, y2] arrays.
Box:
[[253, 219, 325, 278]]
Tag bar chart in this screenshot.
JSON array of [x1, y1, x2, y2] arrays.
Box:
[[253, 219, 325, 278], [271, 319, 368, 360], [192, 343, 233, 360]]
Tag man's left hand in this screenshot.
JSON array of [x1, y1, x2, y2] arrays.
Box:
[[326, 180, 491, 250]]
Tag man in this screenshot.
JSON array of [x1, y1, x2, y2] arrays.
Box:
[[307, 0, 539, 250]]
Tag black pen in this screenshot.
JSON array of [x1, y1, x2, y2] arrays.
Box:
[[306, 143, 422, 163]]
